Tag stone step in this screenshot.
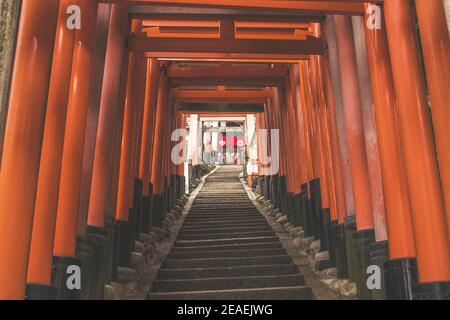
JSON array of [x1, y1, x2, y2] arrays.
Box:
[[185, 214, 262, 220], [153, 274, 305, 292], [148, 166, 312, 301], [190, 204, 256, 208], [162, 255, 292, 269], [147, 286, 313, 300], [181, 222, 269, 230], [187, 209, 260, 214], [167, 247, 287, 259], [174, 236, 280, 247], [183, 217, 266, 224], [171, 241, 283, 253], [182, 220, 268, 228], [176, 230, 276, 241], [185, 214, 264, 220], [178, 225, 272, 235]]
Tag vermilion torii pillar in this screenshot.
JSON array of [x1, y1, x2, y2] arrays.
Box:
[[319, 55, 347, 225], [351, 16, 387, 243], [332, 15, 374, 232], [284, 78, 302, 197], [52, 0, 99, 298], [140, 58, 160, 197], [53, 0, 98, 255], [384, 0, 450, 296], [272, 88, 288, 213], [115, 20, 143, 266], [314, 52, 339, 253], [116, 20, 142, 223], [139, 58, 160, 232], [88, 4, 129, 229], [291, 66, 309, 191], [128, 57, 147, 243], [85, 4, 128, 289], [297, 63, 314, 190], [363, 3, 417, 300], [77, 4, 112, 238], [150, 68, 169, 227], [26, 0, 77, 298], [0, 0, 59, 300], [415, 0, 450, 240], [324, 16, 355, 221]]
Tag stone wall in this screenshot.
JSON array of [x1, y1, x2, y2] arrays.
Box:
[[0, 0, 20, 156]]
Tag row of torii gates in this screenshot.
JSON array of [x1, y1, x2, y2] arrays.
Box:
[[0, 0, 449, 300]]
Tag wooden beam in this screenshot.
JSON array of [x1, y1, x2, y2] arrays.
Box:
[[178, 103, 265, 113], [129, 34, 323, 55], [101, 1, 366, 15], [172, 88, 273, 103]]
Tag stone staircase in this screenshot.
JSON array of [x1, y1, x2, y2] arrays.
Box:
[[147, 166, 313, 300]]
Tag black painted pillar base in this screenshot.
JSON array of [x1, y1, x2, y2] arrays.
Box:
[[170, 174, 176, 209], [300, 183, 313, 238], [261, 175, 267, 199], [25, 284, 57, 300], [413, 282, 450, 300], [286, 192, 294, 224], [75, 237, 94, 299], [279, 176, 287, 214], [150, 194, 164, 228], [353, 229, 375, 300], [344, 215, 358, 283], [103, 216, 116, 285], [141, 195, 151, 234], [265, 175, 271, 200], [52, 256, 81, 300], [333, 222, 349, 278], [85, 225, 108, 300], [180, 176, 186, 196], [271, 174, 279, 209], [128, 208, 137, 249], [309, 179, 322, 241], [256, 176, 262, 195], [192, 165, 198, 181], [327, 219, 337, 268], [162, 177, 169, 219], [292, 193, 302, 227], [115, 219, 132, 268], [368, 240, 389, 300], [132, 179, 143, 243], [320, 208, 331, 252], [384, 258, 418, 300]]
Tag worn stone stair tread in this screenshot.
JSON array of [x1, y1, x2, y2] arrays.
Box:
[[171, 241, 283, 252], [174, 236, 279, 247], [147, 165, 313, 300], [153, 274, 306, 292], [179, 225, 271, 234], [176, 230, 276, 241], [184, 216, 265, 222], [185, 214, 262, 220], [177, 226, 273, 235], [162, 255, 293, 269], [182, 220, 267, 227], [147, 286, 314, 300], [157, 264, 300, 280], [167, 247, 287, 259]]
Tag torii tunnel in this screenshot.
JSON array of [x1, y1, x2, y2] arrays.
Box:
[[0, 0, 449, 301]]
